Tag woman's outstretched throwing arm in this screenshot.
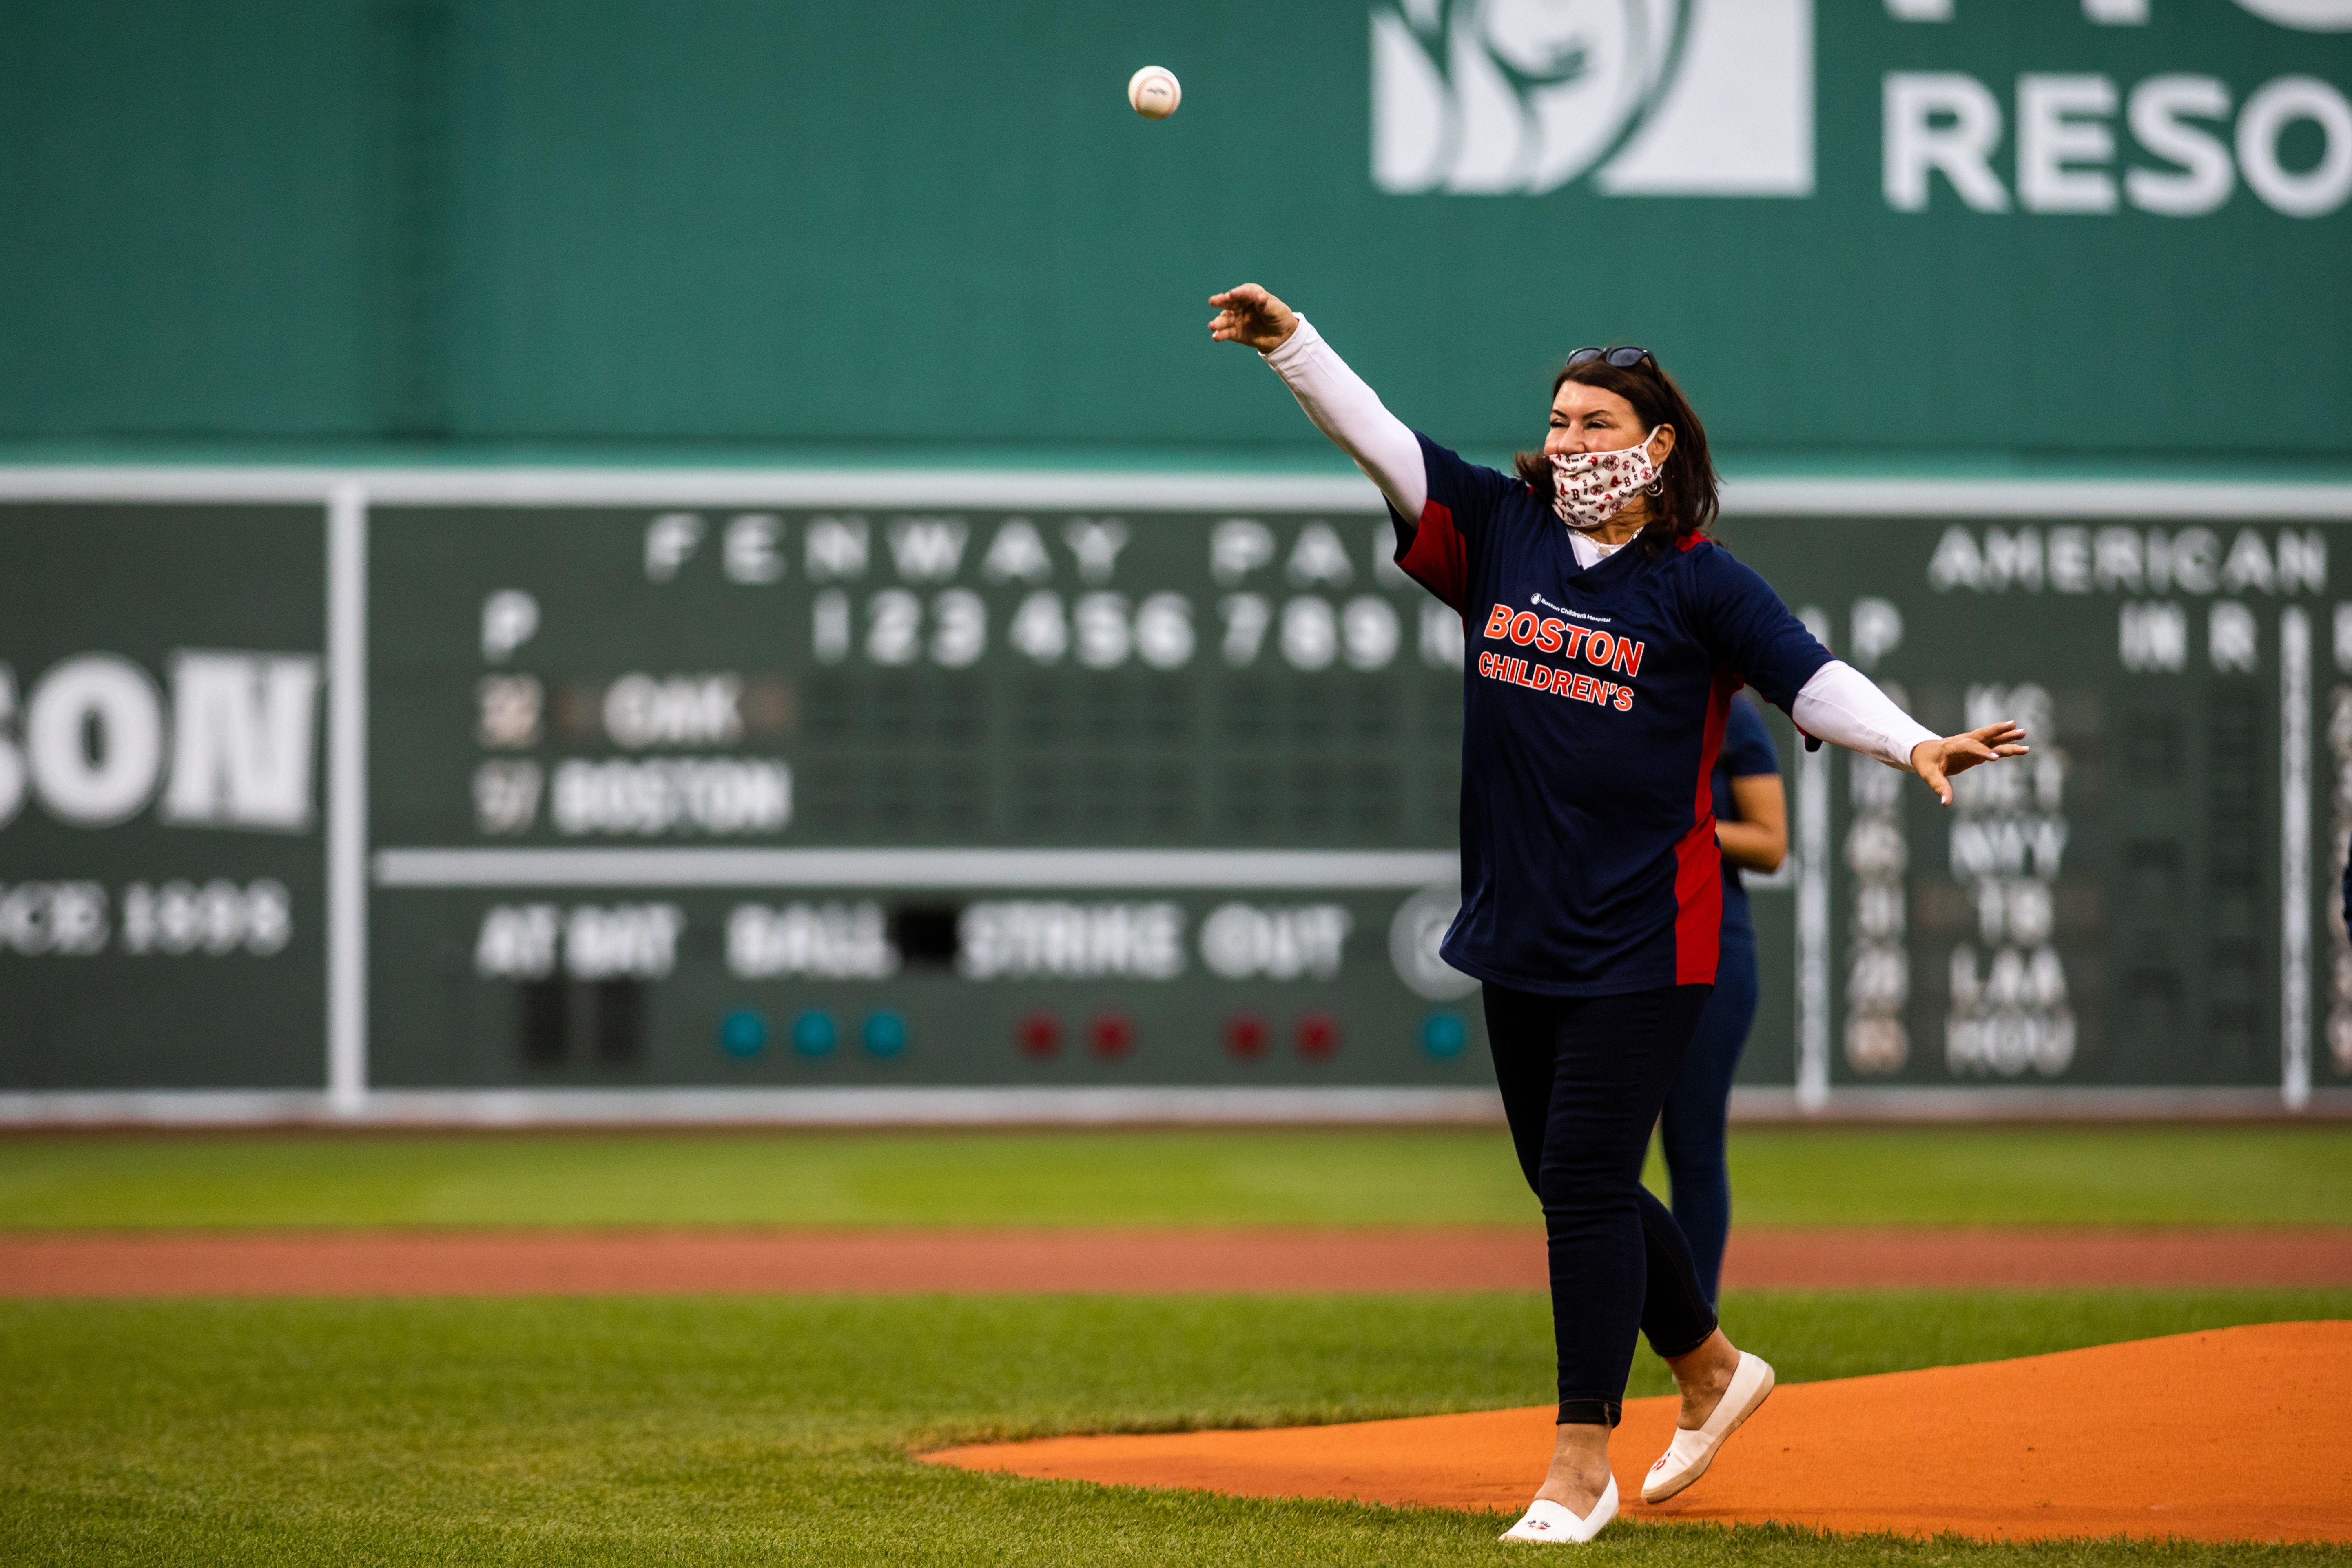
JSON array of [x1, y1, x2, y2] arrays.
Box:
[[1210, 284, 1427, 522]]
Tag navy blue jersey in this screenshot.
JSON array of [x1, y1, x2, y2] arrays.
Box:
[[1394, 435, 1830, 995], [1712, 695, 1782, 932]]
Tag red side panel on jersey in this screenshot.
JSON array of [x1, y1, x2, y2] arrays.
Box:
[[1672, 669, 1738, 986], [1671, 820, 1723, 987], [1397, 498, 1467, 612]]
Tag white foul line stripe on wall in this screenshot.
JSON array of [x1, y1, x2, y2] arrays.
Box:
[[4, 467, 2352, 519], [0, 1087, 1506, 1127], [372, 847, 1462, 890], [0, 466, 1380, 512], [6, 1085, 2347, 1129]]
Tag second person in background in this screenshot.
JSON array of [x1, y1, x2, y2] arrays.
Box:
[[1661, 692, 1785, 1308]]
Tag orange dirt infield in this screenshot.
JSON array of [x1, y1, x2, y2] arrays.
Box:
[[927, 1322, 2352, 1544], [2, 1226, 2349, 1296]]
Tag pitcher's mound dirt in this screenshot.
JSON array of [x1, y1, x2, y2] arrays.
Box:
[[926, 1322, 2352, 1544]]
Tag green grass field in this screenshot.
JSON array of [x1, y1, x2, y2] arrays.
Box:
[[2, 1124, 2348, 1229], [6, 1127, 2346, 1564], [4, 1288, 2347, 1567]]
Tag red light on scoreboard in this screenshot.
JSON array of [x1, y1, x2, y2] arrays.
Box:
[[1016, 1013, 1064, 1059], [1087, 1012, 1136, 1059], [1294, 1013, 1341, 1060], [1223, 1015, 1270, 1060]]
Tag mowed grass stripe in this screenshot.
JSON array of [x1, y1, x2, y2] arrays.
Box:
[[1, 1125, 2348, 1229], [2, 1289, 2344, 1567]]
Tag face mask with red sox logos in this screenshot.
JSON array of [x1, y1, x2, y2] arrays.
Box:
[[1548, 430, 1665, 532]]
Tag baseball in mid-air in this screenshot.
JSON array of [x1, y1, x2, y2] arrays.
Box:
[[1128, 66, 1181, 120]]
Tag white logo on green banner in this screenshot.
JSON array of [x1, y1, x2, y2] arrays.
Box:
[[1372, 0, 2350, 215], [1370, 0, 1812, 196]]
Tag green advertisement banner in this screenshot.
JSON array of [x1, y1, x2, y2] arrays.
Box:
[[0, 503, 327, 1089], [4, 1, 2347, 461]]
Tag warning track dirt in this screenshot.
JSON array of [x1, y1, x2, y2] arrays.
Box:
[[1, 1225, 2347, 1296]]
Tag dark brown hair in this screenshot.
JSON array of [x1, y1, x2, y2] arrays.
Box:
[[1514, 350, 1721, 552]]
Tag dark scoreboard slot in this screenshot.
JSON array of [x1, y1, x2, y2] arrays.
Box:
[[516, 979, 649, 1070], [888, 905, 963, 970]]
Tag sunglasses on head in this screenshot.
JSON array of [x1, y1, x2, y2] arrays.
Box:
[[1567, 346, 1652, 369]]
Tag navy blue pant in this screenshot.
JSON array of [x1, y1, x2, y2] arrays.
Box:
[[1660, 918, 1759, 1307], [1484, 981, 1720, 1428]]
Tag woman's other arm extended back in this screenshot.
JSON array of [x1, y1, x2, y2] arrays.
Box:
[[1692, 546, 2029, 804]]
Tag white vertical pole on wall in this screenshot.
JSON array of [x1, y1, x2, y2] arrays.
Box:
[[1794, 604, 1833, 1113], [1795, 740, 1832, 1111], [2282, 606, 2312, 1112], [326, 482, 370, 1117]]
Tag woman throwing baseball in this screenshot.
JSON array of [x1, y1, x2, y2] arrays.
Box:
[[1209, 285, 2026, 1544]]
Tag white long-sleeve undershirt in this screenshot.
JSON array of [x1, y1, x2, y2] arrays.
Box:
[[1262, 319, 1635, 573], [1792, 661, 1940, 771], [1260, 316, 1427, 521], [1259, 314, 1940, 773]]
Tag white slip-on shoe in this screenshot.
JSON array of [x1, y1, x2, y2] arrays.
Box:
[[1499, 1477, 1618, 1543], [1641, 1351, 1776, 1504]]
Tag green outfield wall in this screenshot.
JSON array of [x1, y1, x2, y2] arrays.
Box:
[[2, 0, 2348, 464], [6, 2, 2350, 1118]]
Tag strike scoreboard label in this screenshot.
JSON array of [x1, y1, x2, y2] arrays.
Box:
[[3, 478, 2348, 1108]]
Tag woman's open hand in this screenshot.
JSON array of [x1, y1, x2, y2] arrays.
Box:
[[1909, 722, 2030, 806], [1209, 284, 1299, 353]]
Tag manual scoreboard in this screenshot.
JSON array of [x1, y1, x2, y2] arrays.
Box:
[[365, 498, 1479, 1090], [1, 476, 2345, 1110]]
